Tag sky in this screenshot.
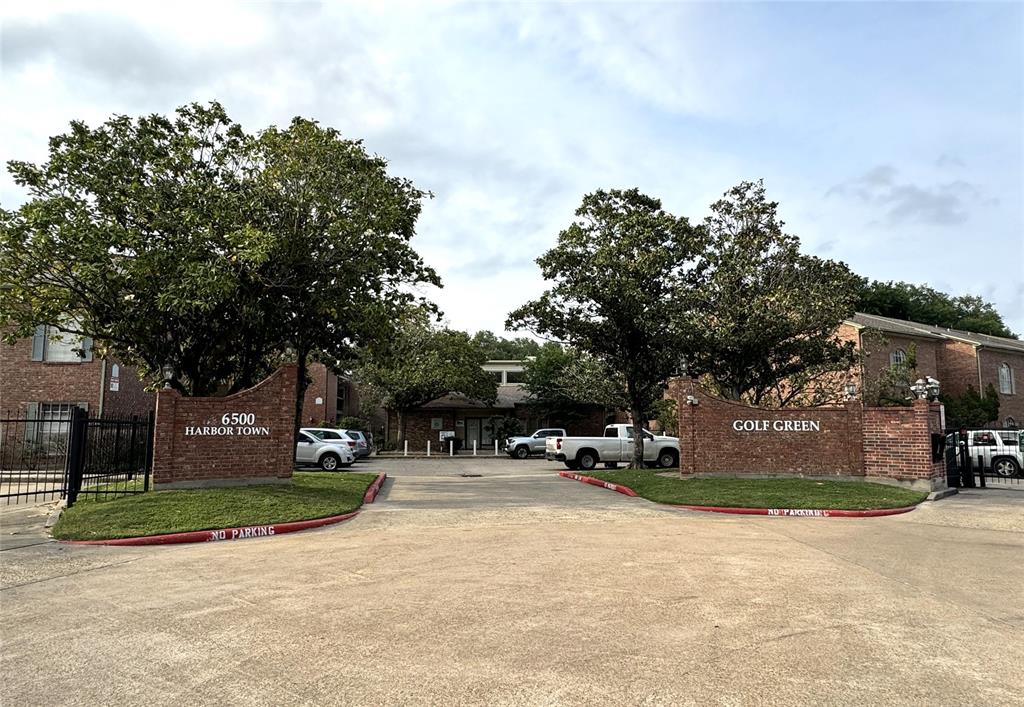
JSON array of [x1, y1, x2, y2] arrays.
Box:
[[2, 1, 1022, 335]]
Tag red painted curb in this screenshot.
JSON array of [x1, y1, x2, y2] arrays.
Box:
[[557, 472, 919, 518], [558, 471, 639, 497], [363, 473, 387, 503], [60, 511, 361, 546], [671, 504, 918, 518]]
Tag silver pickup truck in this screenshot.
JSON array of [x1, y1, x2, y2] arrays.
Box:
[[546, 423, 680, 471], [506, 428, 567, 459]]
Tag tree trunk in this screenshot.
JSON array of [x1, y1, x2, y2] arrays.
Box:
[[630, 402, 645, 469], [395, 409, 405, 446], [292, 346, 310, 450]]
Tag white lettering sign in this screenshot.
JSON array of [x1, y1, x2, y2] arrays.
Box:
[[184, 413, 270, 437], [731, 419, 821, 432]]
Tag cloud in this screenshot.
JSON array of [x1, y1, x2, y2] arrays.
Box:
[[826, 165, 989, 226]]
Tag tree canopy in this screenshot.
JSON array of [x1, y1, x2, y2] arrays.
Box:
[[507, 188, 705, 467], [690, 180, 860, 407], [856, 280, 1015, 339], [470, 331, 543, 361], [1, 103, 438, 423], [520, 343, 626, 424], [356, 309, 498, 444]]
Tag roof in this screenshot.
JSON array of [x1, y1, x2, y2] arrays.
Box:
[[847, 313, 1024, 354], [420, 384, 530, 410]]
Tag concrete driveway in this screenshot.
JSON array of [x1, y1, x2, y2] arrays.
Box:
[[2, 459, 1022, 706]]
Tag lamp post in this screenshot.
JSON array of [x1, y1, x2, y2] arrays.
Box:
[[910, 378, 928, 400], [925, 376, 940, 400], [161, 363, 175, 390]]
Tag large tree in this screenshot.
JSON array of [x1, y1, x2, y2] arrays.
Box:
[[470, 331, 543, 361], [689, 180, 860, 407], [856, 280, 1016, 339], [357, 310, 498, 445], [507, 188, 705, 468], [252, 117, 439, 442], [0, 103, 270, 395]]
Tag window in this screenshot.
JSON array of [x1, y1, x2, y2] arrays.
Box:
[[489, 371, 503, 383], [1006, 417, 1018, 430], [998, 363, 1015, 395], [31, 325, 93, 363], [298, 432, 317, 444], [27, 402, 87, 443], [603, 427, 618, 438], [889, 349, 907, 367], [972, 431, 996, 446], [504, 370, 525, 384]]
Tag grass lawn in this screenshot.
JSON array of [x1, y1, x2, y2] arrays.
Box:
[[583, 470, 928, 510], [52, 471, 379, 541]]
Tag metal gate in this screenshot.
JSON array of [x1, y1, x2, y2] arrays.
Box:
[[944, 428, 1022, 489], [1, 408, 153, 507]]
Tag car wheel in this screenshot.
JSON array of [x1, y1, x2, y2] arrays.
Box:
[[514, 445, 530, 460], [657, 449, 678, 469], [993, 457, 1020, 478], [565, 461, 580, 470], [577, 451, 598, 471], [319, 453, 341, 471]]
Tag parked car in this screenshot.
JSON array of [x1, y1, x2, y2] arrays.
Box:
[[338, 429, 372, 459], [546, 423, 680, 471], [296, 430, 355, 471], [303, 427, 359, 452], [952, 429, 1021, 477], [506, 428, 567, 459]]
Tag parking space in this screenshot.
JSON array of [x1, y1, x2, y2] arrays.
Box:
[[2, 461, 1022, 705]]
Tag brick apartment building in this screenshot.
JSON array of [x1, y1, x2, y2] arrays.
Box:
[[0, 326, 155, 435], [841, 313, 1022, 426]]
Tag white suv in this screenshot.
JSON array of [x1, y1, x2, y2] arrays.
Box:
[[959, 429, 1022, 477], [296, 429, 356, 471]]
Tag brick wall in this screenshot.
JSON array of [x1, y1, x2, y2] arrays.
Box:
[[859, 331, 940, 384], [936, 340, 979, 398], [152, 365, 297, 488], [671, 378, 945, 491], [862, 401, 944, 486], [978, 348, 1024, 425], [300, 363, 338, 427], [1, 339, 153, 417]]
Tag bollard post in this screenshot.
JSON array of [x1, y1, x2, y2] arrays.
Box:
[[449, 440, 454, 457], [494, 439, 499, 456], [427, 441, 431, 457], [404, 440, 408, 457], [473, 440, 477, 456]]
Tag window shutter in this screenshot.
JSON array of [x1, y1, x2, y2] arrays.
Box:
[[82, 337, 94, 362], [31, 326, 45, 361], [25, 402, 39, 443]]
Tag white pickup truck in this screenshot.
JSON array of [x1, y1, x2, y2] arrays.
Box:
[[545, 423, 680, 471]]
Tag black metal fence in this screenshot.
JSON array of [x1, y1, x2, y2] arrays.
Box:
[[0, 408, 153, 507], [944, 427, 1022, 488]]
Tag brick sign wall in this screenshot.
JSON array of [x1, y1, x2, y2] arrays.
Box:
[[152, 365, 297, 488], [670, 378, 945, 492]]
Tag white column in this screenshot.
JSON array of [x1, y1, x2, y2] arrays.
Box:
[[427, 441, 431, 457], [473, 440, 477, 456], [449, 440, 454, 456], [403, 440, 408, 457], [494, 439, 499, 456]]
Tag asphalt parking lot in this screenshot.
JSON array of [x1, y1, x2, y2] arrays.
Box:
[[2, 457, 1022, 706]]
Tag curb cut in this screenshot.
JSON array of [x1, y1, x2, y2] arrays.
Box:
[[558, 471, 638, 497], [557, 472, 919, 518], [59, 511, 361, 546], [363, 473, 387, 503]]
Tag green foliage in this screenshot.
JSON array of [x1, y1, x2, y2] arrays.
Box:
[[1, 103, 438, 403], [485, 416, 525, 447], [470, 331, 542, 360], [357, 308, 498, 442], [648, 398, 678, 437], [862, 335, 917, 407], [690, 180, 860, 407], [507, 188, 705, 468], [856, 280, 1015, 338], [520, 343, 627, 424], [337, 416, 369, 433], [940, 384, 1001, 428]]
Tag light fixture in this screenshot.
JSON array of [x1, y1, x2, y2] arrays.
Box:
[[909, 378, 928, 400], [845, 382, 858, 400], [925, 376, 940, 400], [161, 363, 175, 389], [685, 395, 699, 406]]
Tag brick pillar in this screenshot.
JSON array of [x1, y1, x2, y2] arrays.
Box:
[[670, 378, 696, 477], [152, 388, 179, 485]]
